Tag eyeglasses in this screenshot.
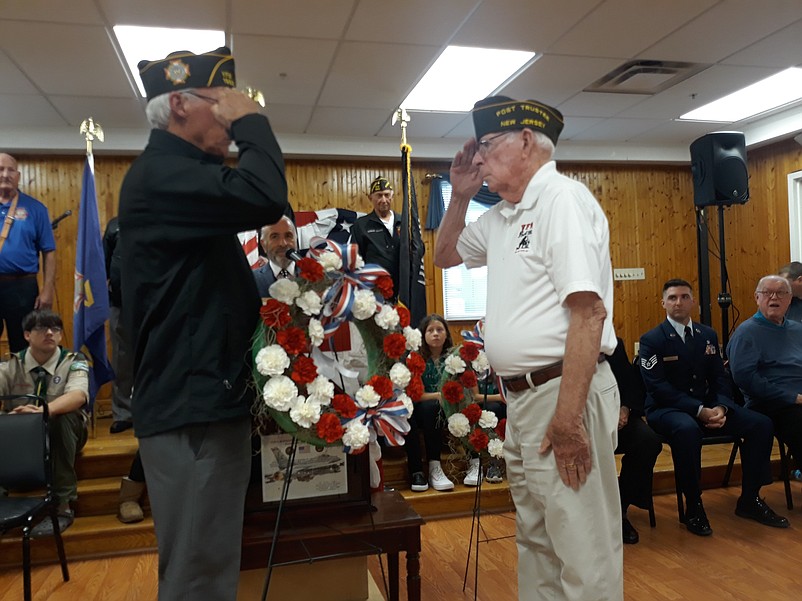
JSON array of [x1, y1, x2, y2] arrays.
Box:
[[30, 326, 62, 334], [477, 131, 514, 156], [756, 290, 790, 298], [183, 91, 218, 105]]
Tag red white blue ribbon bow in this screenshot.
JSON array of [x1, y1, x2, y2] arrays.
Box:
[[349, 396, 411, 450], [308, 236, 389, 338]]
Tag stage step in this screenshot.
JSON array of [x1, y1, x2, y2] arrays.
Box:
[[0, 414, 783, 569]]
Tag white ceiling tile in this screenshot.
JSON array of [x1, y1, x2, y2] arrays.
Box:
[[0, 22, 133, 97], [558, 92, 649, 119], [376, 111, 468, 139], [0, 0, 102, 24], [722, 18, 802, 68], [233, 34, 338, 106], [263, 104, 314, 135], [0, 49, 39, 94], [318, 41, 438, 109], [306, 107, 390, 137], [571, 118, 664, 142], [641, 0, 802, 63], [549, 0, 717, 58], [0, 94, 67, 127], [49, 96, 148, 129], [230, 0, 356, 38], [345, 0, 476, 45], [100, 0, 226, 29]]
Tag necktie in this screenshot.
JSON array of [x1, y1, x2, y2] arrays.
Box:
[[31, 366, 48, 403], [278, 269, 290, 279], [684, 326, 693, 348]]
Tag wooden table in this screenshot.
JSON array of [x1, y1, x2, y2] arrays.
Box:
[[242, 490, 424, 601]]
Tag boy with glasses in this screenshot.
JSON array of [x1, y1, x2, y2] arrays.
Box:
[[0, 309, 89, 536]]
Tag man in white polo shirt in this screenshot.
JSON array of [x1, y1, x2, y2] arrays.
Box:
[[435, 96, 621, 601]]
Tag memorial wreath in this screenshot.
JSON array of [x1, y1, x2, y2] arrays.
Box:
[[251, 237, 421, 454], [439, 322, 506, 457]]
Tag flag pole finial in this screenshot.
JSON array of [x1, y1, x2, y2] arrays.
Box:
[[79, 117, 104, 156], [392, 108, 410, 148]]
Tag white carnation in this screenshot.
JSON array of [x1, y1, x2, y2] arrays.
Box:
[[355, 384, 381, 408], [403, 326, 422, 351], [472, 351, 490, 374], [308, 318, 324, 347], [307, 375, 334, 402], [289, 397, 321, 428], [296, 290, 323, 316], [255, 345, 290, 376], [444, 354, 466, 375], [355, 255, 365, 269], [269, 278, 300, 304], [352, 289, 378, 320], [342, 420, 371, 450], [389, 362, 412, 389], [448, 413, 471, 437], [488, 438, 504, 458], [478, 410, 498, 429], [374, 305, 400, 330], [318, 251, 342, 272], [262, 375, 301, 411]]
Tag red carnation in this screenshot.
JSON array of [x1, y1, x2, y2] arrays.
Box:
[[461, 403, 482, 424], [396, 305, 411, 328], [406, 352, 425, 376], [442, 381, 464, 404], [383, 333, 407, 359], [375, 275, 394, 299], [405, 376, 423, 402], [460, 343, 480, 362], [260, 299, 291, 329], [332, 393, 357, 418], [460, 370, 478, 389], [367, 375, 394, 400], [276, 327, 308, 355], [495, 418, 507, 441], [290, 356, 318, 386], [469, 428, 489, 451], [316, 412, 344, 443], [297, 257, 324, 282]]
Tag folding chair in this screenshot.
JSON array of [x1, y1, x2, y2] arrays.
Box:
[[776, 435, 794, 510], [0, 398, 70, 601]]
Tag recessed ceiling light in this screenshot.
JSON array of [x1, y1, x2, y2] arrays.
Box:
[[680, 67, 802, 123], [113, 25, 225, 97], [400, 46, 538, 112]]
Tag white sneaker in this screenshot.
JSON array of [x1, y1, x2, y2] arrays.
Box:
[[428, 461, 455, 491], [464, 457, 481, 486]]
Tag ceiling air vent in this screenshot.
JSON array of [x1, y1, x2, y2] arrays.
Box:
[[584, 60, 709, 95]]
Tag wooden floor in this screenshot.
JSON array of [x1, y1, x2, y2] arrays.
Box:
[[1, 480, 800, 600]]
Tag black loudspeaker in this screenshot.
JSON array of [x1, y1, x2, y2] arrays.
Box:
[[690, 132, 749, 207]]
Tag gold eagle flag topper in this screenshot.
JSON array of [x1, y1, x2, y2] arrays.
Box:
[[79, 117, 104, 156]]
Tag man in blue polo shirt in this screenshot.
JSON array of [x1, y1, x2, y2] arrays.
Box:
[[0, 153, 56, 353]]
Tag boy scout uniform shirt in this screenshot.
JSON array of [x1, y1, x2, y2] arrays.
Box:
[[0, 349, 89, 415]]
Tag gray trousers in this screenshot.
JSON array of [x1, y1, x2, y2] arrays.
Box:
[[109, 306, 133, 422], [139, 416, 252, 601]]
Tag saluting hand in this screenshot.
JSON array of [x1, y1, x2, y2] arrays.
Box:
[[212, 89, 260, 130]]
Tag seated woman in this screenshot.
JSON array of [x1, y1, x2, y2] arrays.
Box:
[[406, 314, 455, 492]]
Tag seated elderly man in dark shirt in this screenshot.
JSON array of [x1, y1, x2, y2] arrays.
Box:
[[728, 274, 802, 483]]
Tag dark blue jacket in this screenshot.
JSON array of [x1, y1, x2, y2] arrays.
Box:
[[638, 320, 735, 419]]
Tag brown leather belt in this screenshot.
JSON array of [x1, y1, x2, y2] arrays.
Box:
[[0, 273, 36, 281], [502, 354, 606, 393]]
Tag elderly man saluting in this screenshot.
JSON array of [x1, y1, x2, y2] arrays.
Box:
[[119, 47, 288, 601], [435, 96, 621, 601]]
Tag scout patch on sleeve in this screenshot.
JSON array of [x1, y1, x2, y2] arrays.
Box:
[[69, 361, 89, 373], [640, 354, 658, 370]]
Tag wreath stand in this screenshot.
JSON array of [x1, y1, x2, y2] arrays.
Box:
[[461, 456, 516, 600]]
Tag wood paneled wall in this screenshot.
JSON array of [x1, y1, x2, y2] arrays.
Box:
[[6, 136, 802, 360]]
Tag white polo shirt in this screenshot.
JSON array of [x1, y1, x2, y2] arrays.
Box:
[[457, 161, 616, 376]]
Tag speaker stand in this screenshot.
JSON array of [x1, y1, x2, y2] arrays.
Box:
[[695, 205, 733, 350], [716, 205, 732, 349]]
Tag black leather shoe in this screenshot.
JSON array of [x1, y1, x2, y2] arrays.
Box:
[[110, 420, 133, 434], [735, 496, 790, 528], [622, 515, 639, 544], [685, 499, 713, 536]]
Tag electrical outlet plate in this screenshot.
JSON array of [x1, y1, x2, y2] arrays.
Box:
[[613, 268, 645, 281]]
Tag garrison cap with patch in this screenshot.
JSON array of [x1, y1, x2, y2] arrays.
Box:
[[138, 46, 236, 101], [472, 95, 564, 145], [369, 176, 393, 194]]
